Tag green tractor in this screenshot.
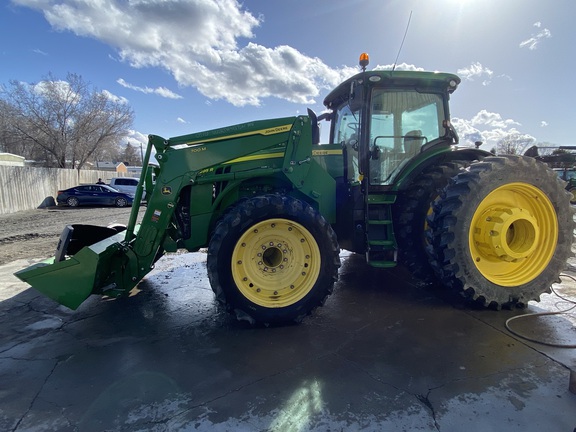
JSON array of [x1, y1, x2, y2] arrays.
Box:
[[16, 54, 574, 325]]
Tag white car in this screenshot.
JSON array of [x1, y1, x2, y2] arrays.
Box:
[[108, 177, 140, 196]]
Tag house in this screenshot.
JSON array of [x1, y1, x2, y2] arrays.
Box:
[[95, 161, 127, 173]]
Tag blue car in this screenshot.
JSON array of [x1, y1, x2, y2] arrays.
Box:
[[56, 184, 134, 207]]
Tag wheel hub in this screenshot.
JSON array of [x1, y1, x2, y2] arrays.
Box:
[[469, 182, 558, 286], [473, 207, 539, 262], [232, 219, 319, 307]]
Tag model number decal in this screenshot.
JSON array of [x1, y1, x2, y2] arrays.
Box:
[[190, 146, 207, 153]]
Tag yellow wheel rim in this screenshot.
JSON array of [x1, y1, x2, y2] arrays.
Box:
[[469, 182, 558, 286], [231, 218, 321, 308]]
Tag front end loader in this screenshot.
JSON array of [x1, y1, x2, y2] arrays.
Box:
[[16, 114, 341, 322], [16, 54, 575, 325]]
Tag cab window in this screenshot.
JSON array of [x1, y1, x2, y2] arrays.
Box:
[[334, 103, 361, 183], [369, 89, 445, 184]]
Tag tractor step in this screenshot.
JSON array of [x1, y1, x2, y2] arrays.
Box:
[[368, 260, 397, 269], [367, 219, 392, 225], [368, 240, 395, 246], [365, 191, 398, 269]]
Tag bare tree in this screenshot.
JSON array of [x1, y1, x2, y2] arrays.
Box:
[[0, 99, 20, 154], [496, 132, 535, 155], [0, 73, 133, 168]]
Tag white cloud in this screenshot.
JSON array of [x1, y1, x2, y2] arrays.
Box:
[[541, 121, 548, 127], [117, 78, 182, 99], [126, 129, 147, 147], [457, 62, 493, 85], [372, 63, 425, 72], [31, 79, 81, 103], [451, 117, 483, 144], [102, 89, 129, 104], [470, 110, 520, 129], [519, 23, 551, 50], [32, 48, 48, 56], [14, 0, 355, 107], [452, 110, 528, 149], [177, 117, 187, 124]]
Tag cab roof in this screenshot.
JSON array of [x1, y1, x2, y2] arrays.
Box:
[[323, 70, 461, 109]]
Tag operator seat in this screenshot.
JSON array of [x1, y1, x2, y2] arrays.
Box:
[[404, 130, 423, 157]]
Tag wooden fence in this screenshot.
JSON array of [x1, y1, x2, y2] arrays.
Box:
[[0, 166, 131, 215]]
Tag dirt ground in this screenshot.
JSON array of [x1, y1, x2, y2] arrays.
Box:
[[0, 206, 146, 266]]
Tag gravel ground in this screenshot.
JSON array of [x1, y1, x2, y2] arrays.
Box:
[[0, 206, 146, 266]]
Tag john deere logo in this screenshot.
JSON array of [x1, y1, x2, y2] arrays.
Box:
[[161, 186, 172, 195]]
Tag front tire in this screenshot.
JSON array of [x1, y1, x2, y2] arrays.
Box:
[[207, 195, 340, 325], [427, 155, 574, 308]]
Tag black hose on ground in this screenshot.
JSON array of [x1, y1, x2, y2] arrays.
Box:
[[505, 274, 576, 348]]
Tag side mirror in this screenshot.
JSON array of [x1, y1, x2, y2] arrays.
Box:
[[443, 120, 459, 144], [349, 80, 364, 112]]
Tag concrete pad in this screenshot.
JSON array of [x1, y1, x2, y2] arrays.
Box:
[[1, 251, 575, 431]]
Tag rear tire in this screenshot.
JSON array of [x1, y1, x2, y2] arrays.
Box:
[[66, 197, 79, 207], [115, 197, 128, 207], [394, 161, 468, 285], [427, 155, 574, 308], [207, 195, 340, 325]]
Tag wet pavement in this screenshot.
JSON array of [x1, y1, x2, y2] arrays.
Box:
[[1, 251, 575, 431]]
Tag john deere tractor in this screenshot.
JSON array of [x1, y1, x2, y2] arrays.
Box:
[[16, 54, 574, 325]]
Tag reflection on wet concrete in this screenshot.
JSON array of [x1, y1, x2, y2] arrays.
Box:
[[0, 251, 575, 431]]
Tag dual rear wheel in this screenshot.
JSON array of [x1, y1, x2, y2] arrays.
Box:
[[426, 155, 574, 307], [397, 155, 573, 308]]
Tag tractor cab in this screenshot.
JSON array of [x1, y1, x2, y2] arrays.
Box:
[[323, 53, 462, 263], [324, 53, 460, 188]]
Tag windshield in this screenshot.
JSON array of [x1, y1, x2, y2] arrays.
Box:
[[369, 89, 445, 185]]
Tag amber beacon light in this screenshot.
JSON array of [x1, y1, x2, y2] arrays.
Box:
[[359, 53, 370, 71]]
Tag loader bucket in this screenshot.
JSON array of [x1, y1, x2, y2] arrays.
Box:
[[14, 224, 134, 310]]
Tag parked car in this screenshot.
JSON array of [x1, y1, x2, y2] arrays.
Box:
[[56, 185, 134, 207], [108, 177, 140, 195]]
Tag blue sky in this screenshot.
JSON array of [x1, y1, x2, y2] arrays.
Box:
[[1, 0, 574, 151]]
